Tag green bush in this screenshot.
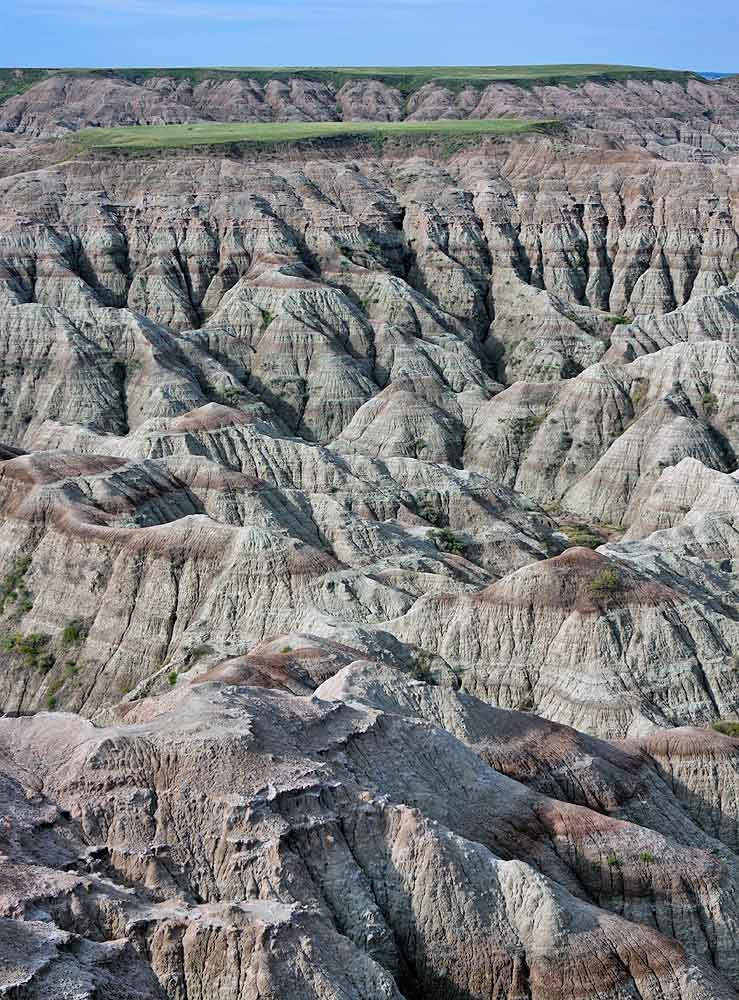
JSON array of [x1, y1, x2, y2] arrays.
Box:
[[61, 619, 88, 646], [562, 524, 603, 549], [0, 556, 32, 615], [639, 850, 656, 864], [590, 568, 622, 594], [221, 385, 244, 403], [606, 852, 620, 867], [1, 631, 53, 670], [167, 671, 178, 687], [702, 391, 718, 417], [408, 650, 436, 685], [430, 527, 466, 555], [417, 498, 443, 526], [510, 414, 544, 439]]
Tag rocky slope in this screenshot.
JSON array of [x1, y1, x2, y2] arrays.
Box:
[[3, 71, 739, 998], [2, 70, 739, 160]]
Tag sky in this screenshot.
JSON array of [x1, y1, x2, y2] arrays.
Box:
[[2, 0, 737, 72]]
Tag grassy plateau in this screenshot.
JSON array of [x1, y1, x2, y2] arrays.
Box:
[[71, 117, 560, 152], [0, 64, 701, 103]]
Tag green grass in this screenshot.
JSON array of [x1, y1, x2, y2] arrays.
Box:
[[70, 117, 560, 153], [0, 69, 49, 102], [713, 720, 739, 738], [0, 64, 702, 105]]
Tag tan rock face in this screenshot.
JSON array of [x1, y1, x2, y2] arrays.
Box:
[[3, 76, 739, 999], [2, 681, 739, 999]]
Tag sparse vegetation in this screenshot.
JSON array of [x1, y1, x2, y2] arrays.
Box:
[[430, 527, 467, 555], [608, 314, 630, 326], [417, 497, 444, 526], [639, 850, 656, 863], [590, 567, 622, 594], [280, 645, 293, 654], [561, 524, 604, 549], [186, 644, 212, 663], [1, 631, 54, 671], [713, 720, 739, 738], [221, 385, 245, 404], [61, 618, 88, 647], [408, 649, 436, 684], [510, 414, 544, 440], [0, 556, 33, 615], [167, 670, 178, 686], [702, 391, 718, 417], [606, 853, 621, 867], [631, 380, 649, 409]]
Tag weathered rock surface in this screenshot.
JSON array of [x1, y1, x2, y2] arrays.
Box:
[[3, 72, 739, 999], [2, 678, 739, 999], [3, 71, 739, 160]]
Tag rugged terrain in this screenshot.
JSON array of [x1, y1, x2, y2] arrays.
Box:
[[3, 66, 739, 998]]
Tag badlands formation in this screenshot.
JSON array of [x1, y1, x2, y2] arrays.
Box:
[[2, 66, 739, 998]]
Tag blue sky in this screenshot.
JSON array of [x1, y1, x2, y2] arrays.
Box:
[[2, 0, 737, 71]]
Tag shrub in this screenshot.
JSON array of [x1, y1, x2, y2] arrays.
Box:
[[590, 568, 622, 594], [702, 391, 718, 417], [430, 527, 466, 555], [167, 671, 178, 687], [0, 556, 32, 615], [713, 720, 739, 738], [61, 619, 88, 646], [36, 653, 55, 674], [221, 386, 244, 403], [562, 524, 603, 549], [1, 631, 52, 669], [280, 645, 293, 654], [417, 498, 443, 526], [606, 853, 620, 867], [631, 380, 649, 409], [409, 650, 435, 684], [46, 693, 56, 711], [510, 414, 544, 440], [608, 314, 630, 326], [186, 644, 212, 663], [639, 850, 656, 864]]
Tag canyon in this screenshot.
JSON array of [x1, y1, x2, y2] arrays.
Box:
[[2, 65, 739, 999]]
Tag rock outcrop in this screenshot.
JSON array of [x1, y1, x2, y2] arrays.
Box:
[[3, 677, 739, 999], [3, 70, 739, 999]]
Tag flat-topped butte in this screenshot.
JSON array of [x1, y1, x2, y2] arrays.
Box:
[[0, 63, 702, 103]]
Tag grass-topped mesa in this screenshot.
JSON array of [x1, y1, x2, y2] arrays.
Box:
[[70, 117, 561, 153], [0, 64, 703, 104]]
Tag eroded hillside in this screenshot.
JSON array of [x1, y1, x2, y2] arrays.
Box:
[[2, 68, 739, 1000]]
